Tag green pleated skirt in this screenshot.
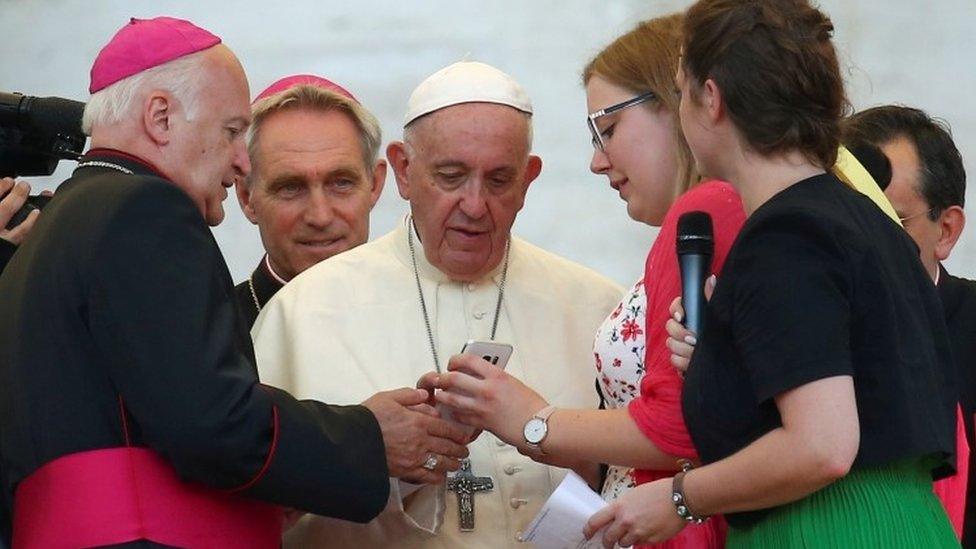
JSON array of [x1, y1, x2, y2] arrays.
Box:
[[727, 458, 958, 548]]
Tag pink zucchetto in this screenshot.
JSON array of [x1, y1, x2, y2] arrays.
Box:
[[89, 16, 222, 94], [253, 74, 359, 105]]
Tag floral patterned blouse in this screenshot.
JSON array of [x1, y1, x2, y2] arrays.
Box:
[[593, 278, 646, 500]]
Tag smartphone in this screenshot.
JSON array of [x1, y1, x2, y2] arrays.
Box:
[[460, 340, 513, 370], [438, 340, 514, 441]]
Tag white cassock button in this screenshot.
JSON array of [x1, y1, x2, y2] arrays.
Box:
[[504, 465, 521, 475], [495, 439, 507, 447], [467, 283, 477, 291], [510, 498, 528, 509], [516, 531, 524, 542], [473, 311, 486, 320]]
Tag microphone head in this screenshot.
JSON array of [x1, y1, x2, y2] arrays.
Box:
[[676, 211, 714, 256]]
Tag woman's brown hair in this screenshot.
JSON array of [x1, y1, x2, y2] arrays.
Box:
[[681, 0, 848, 168], [583, 14, 699, 195]]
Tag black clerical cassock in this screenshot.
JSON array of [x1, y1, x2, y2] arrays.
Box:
[[0, 149, 389, 548]]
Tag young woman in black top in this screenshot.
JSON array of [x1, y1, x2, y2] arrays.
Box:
[[584, 1, 958, 547]]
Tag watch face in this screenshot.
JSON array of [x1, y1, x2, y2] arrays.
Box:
[[524, 418, 547, 444]]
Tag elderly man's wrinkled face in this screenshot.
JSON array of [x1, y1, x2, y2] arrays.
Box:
[[389, 103, 542, 282], [237, 107, 384, 280], [166, 45, 252, 226]]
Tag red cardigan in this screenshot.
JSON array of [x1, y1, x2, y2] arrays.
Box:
[[627, 180, 745, 548], [628, 180, 745, 468]]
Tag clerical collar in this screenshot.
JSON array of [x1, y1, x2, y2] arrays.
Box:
[[394, 214, 509, 286], [75, 148, 172, 181], [263, 255, 289, 285], [247, 255, 286, 312]]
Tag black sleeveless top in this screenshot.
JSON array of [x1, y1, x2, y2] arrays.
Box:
[[682, 173, 956, 527]]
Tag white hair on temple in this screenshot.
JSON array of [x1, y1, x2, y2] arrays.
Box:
[[81, 50, 207, 135]]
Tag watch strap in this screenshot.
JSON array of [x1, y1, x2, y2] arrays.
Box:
[[534, 405, 556, 422]]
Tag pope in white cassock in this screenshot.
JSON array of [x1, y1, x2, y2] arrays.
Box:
[[252, 61, 623, 548]]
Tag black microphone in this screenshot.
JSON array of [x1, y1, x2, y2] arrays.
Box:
[[676, 211, 714, 335]]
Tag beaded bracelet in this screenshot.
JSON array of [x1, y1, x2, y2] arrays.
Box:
[[671, 460, 708, 524]]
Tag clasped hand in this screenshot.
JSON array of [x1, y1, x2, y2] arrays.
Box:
[[418, 354, 548, 451], [361, 387, 471, 485]]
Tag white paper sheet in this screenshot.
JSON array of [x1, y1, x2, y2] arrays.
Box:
[[519, 471, 610, 548]]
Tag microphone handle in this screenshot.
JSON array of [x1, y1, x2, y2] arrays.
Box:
[[679, 252, 712, 335]]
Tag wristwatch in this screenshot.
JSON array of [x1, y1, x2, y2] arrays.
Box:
[[523, 405, 556, 452]]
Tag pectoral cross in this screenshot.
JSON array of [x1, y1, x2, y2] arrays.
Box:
[[446, 458, 494, 531]]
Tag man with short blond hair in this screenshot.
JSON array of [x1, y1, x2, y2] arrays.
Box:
[[234, 75, 385, 326]]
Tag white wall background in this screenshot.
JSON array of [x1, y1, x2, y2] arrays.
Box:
[[2, 0, 974, 285]]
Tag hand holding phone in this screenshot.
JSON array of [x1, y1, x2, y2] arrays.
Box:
[[436, 340, 513, 441]]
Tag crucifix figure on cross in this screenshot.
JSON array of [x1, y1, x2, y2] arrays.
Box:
[[446, 458, 494, 531]]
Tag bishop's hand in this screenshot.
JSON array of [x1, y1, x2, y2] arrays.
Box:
[[433, 353, 548, 450], [362, 387, 470, 484]]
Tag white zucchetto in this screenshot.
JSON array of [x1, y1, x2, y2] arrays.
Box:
[[403, 61, 533, 126]]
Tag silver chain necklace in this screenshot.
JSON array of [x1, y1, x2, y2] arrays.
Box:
[[407, 218, 510, 373], [76, 160, 134, 175], [247, 277, 261, 312]]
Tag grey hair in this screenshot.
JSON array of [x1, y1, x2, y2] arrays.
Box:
[[82, 50, 207, 135], [246, 85, 382, 187]]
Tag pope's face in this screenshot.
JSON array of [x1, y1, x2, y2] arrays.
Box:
[[391, 103, 541, 282]]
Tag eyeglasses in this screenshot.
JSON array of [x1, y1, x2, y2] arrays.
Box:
[[898, 207, 936, 224], [587, 91, 656, 152]]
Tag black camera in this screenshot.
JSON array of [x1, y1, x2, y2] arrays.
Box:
[[0, 91, 86, 177], [0, 91, 86, 229]]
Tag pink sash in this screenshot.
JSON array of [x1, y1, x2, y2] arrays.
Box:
[[13, 447, 283, 549]]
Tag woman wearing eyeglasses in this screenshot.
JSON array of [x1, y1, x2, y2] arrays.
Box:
[[582, 1, 959, 547], [428, 13, 745, 548]]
